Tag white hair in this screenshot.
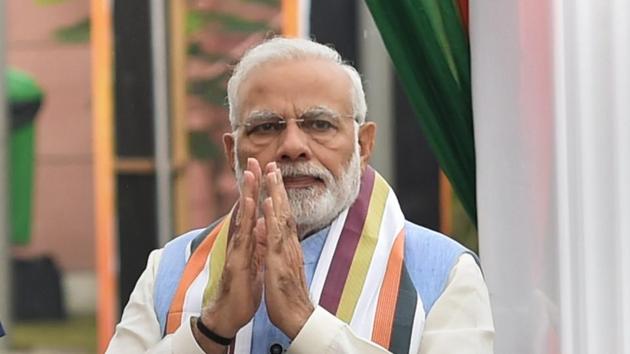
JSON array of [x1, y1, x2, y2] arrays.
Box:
[[227, 37, 367, 129]]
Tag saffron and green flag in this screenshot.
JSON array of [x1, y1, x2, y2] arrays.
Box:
[[365, 0, 476, 225]]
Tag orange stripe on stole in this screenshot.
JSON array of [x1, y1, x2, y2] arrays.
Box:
[[371, 230, 405, 348], [165, 220, 225, 334]]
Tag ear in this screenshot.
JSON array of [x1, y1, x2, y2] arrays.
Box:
[[358, 122, 376, 171], [223, 132, 236, 172]]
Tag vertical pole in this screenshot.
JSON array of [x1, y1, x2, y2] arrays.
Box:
[[358, 2, 394, 183], [612, 2, 630, 352], [92, 0, 117, 351], [439, 172, 453, 235], [282, 0, 300, 37], [150, 0, 172, 247], [170, 0, 189, 234], [0, 0, 11, 348]]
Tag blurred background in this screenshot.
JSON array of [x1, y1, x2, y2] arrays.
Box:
[[5, 1, 629, 354], [0, 0, 476, 353]]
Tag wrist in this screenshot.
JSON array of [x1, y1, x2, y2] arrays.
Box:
[[196, 316, 234, 345], [283, 303, 315, 339], [200, 305, 239, 339], [190, 317, 229, 354]]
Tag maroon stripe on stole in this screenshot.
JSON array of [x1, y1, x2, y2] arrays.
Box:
[[319, 167, 376, 314]]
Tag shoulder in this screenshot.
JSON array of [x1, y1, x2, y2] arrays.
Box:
[[152, 223, 218, 335], [159, 217, 223, 261], [403, 221, 469, 257], [402, 221, 479, 315]]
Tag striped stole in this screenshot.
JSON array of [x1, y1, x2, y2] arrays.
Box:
[[165, 167, 425, 353]]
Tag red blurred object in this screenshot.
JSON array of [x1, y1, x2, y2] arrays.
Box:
[[458, 0, 469, 32]]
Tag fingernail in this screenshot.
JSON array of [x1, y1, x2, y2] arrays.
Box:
[[270, 171, 277, 184], [276, 170, 282, 184]]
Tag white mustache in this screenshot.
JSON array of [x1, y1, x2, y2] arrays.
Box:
[[277, 162, 332, 182]]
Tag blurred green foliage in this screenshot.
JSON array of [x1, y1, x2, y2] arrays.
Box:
[[186, 2, 279, 160], [188, 131, 223, 160], [187, 72, 231, 106], [34, 0, 71, 5], [188, 43, 233, 63], [243, 0, 281, 6], [187, 11, 270, 35], [34, 0, 90, 43], [54, 18, 90, 43], [451, 192, 478, 253]]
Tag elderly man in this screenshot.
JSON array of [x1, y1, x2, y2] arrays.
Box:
[[106, 37, 494, 354]]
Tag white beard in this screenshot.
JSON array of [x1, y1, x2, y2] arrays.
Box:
[[234, 143, 362, 238]]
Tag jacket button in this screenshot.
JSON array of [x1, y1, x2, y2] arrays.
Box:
[[270, 343, 283, 354]]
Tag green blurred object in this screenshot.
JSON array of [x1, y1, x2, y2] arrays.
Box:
[[7, 69, 44, 245], [54, 18, 90, 43], [365, 0, 477, 225]]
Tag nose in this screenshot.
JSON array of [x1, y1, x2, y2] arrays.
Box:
[[275, 120, 312, 162]]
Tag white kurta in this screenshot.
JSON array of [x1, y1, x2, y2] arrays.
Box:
[[106, 251, 494, 354]]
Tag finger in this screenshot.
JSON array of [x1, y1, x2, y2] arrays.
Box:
[[241, 169, 256, 199], [249, 158, 263, 188], [235, 170, 255, 226], [234, 196, 256, 253], [247, 158, 261, 207], [264, 161, 276, 175], [253, 217, 267, 267], [253, 217, 267, 247], [262, 197, 281, 251], [264, 165, 288, 221], [273, 166, 291, 217]]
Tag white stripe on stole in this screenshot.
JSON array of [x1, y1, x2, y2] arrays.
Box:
[[408, 294, 426, 354], [233, 319, 253, 353], [349, 190, 405, 338], [309, 208, 349, 304], [180, 255, 211, 327], [185, 238, 192, 260]]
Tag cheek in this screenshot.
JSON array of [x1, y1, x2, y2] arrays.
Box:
[[237, 144, 274, 170], [314, 145, 354, 179]]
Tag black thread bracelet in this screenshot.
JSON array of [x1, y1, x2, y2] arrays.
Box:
[[195, 317, 233, 346]]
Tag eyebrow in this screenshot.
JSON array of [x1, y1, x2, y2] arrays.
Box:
[[246, 105, 337, 122], [301, 105, 336, 116], [245, 110, 282, 123]]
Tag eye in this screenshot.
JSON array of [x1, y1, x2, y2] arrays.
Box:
[[247, 121, 283, 135], [303, 117, 336, 132], [312, 119, 333, 131]]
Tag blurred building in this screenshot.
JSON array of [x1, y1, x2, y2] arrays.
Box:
[[6, 0, 446, 320], [8, 0, 94, 316]]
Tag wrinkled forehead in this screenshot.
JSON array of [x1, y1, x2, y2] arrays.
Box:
[[237, 58, 354, 122]]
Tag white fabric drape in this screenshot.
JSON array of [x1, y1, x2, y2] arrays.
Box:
[[471, 1, 630, 353]]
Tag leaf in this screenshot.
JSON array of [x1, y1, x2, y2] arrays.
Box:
[[54, 18, 90, 43], [34, 0, 71, 5], [242, 0, 281, 7], [189, 131, 222, 160], [186, 10, 270, 35], [188, 43, 232, 63], [188, 72, 230, 106]]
